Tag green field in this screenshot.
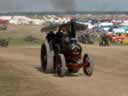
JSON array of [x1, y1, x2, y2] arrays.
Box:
[[0, 25, 44, 47]]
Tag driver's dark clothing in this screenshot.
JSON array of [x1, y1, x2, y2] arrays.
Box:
[[54, 31, 65, 53], [46, 31, 55, 42]]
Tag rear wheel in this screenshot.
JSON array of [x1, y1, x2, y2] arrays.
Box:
[[41, 41, 54, 73], [55, 54, 67, 77], [83, 54, 94, 76]]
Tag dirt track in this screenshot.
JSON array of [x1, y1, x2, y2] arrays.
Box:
[[0, 45, 128, 96]]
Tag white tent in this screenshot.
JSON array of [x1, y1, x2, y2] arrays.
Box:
[[31, 19, 45, 25], [0, 16, 12, 20], [9, 16, 32, 24]]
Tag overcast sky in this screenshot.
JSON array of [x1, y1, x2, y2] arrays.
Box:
[[0, 0, 128, 13]]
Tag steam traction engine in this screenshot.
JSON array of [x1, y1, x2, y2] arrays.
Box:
[[41, 19, 94, 77]]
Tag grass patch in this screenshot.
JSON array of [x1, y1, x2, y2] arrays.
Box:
[[110, 42, 128, 46], [0, 36, 43, 47], [0, 25, 44, 47]]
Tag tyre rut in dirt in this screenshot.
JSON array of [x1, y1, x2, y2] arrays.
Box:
[[41, 40, 54, 73], [83, 54, 94, 76], [55, 54, 67, 77]]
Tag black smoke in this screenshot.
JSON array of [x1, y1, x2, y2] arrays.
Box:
[[50, 0, 76, 12]]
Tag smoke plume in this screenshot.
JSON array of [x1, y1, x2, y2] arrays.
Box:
[[50, 0, 76, 12]]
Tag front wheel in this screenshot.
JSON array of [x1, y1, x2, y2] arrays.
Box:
[[41, 41, 54, 73], [55, 54, 67, 77], [83, 54, 94, 76]]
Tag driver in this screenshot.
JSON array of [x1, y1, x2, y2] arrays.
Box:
[[54, 25, 69, 53]]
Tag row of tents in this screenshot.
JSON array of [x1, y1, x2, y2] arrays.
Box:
[[0, 16, 45, 25], [0, 15, 71, 25]]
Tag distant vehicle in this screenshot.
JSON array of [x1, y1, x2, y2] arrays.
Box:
[[77, 19, 98, 29], [0, 38, 9, 47], [0, 25, 7, 30], [113, 26, 128, 33], [98, 22, 113, 31], [0, 19, 8, 31]]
